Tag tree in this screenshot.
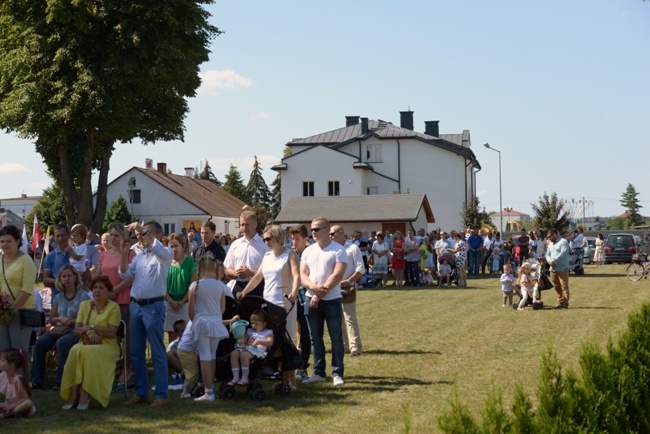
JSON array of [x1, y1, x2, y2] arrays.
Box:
[[531, 192, 570, 235], [196, 160, 221, 186], [461, 197, 491, 232], [270, 173, 281, 220], [620, 184, 644, 226], [244, 156, 272, 229], [0, 1, 220, 232], [222, 164, 250, 204], [102, 195, 133, 231], [25, 183, 67, 234]]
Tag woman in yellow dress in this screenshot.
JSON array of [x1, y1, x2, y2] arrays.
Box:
[[60, 275, 120, 410]]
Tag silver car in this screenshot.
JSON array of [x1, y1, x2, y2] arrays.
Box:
[[584, 237, 596, 264]]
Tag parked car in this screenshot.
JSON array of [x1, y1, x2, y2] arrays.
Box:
[[583, 237, 596, 264], [604, 233, 638, 264]]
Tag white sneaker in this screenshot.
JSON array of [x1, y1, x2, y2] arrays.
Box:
[[194, 393, 215, 402], [332, 375, 344, 387], [302, 373, 326, 384], [180, 392, 192, 399]]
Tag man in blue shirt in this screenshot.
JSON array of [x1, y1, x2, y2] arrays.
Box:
[[545, 228, 570, 309], [467, 229, 483, 276], [43, 225, 71, 299], [120, 221, 173, 407]]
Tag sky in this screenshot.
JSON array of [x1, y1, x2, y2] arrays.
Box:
[[1, 0, 649, 220]]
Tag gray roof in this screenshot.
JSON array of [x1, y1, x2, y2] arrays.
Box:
[[286, 119, 479, 165], [275, 194, 435, 224]]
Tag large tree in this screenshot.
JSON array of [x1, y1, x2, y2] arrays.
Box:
[[620, 183, 644, 226], [196, 160, 221, 186], [102, 195, 133, 231], [245, 156, 272, 229], [461, 197, 491, 232], [531, 192, 570, 235], [25, 183, 67, 234], [0, 0, 220, 231], [222, 164, 250, 204]]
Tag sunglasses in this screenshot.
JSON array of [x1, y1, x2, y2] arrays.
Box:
[[311, 227, 326, 233], [263, 237, 272, 243]]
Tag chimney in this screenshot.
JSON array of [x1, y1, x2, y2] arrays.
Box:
[[157, 162, 167, 174], [184, 167, 194, 177], [145, 158, 153, 170], [345, 116, 360, 127], [400, 110, 414, 130], [360, 117, 369, 134], [424, 121, 439, 137]]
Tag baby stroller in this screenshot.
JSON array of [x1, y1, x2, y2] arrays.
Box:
[[437, 253, 458, 286], [518, 259, 553, 310], [218, 295, 303, 401]]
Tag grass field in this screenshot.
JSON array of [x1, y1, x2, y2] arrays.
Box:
[[5, 263, 648, 433]]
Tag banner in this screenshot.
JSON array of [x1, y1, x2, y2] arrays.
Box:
[[32, 216, 42, 252]]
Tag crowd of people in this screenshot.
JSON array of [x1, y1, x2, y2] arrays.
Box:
[[1, 213, 585, 416]]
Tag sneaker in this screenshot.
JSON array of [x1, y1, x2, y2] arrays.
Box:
[[194, 393, 215, 402], [296, 369, 308, 380], [168, 376, 184, 390], [332, 375, 344, 387], [302, 373, 326, 384], [180, 392, 192, 399]]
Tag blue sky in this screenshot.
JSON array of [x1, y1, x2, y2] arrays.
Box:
[[1, 0, 649, 220]]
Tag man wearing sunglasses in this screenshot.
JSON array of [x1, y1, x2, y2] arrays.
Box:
[[300, 217, 348, 386]]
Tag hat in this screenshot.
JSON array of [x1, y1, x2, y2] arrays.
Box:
[[229, 319, 249, 339]]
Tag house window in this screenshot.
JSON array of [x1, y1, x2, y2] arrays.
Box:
[[367, 186, 378, 195], [163, 223, 176, 234], [328, 181, 340, 196], [129, 189, 141, 204], [365, 144, 382, 162], [303, 181, 314, 197]]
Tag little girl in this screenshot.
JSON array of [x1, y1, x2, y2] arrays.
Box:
[[229, 309, 274, 386], [516, 263, 534, 311], [187, 254, 229, 402], [422, 268, 435, 286], [68, 224, 89, 275], [0, 348, 35, 418], [500, 263, 515, 307]]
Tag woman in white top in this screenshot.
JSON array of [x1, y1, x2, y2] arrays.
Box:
[[371, 233, 390, 287], [238, 225, 301, 388]]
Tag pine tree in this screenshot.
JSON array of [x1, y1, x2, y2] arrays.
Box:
[[461, 197, 491, 231], [197, 160, 221, 186], [103, 195, 133, 230], [531, 192, 570, 235], [270, 173, 281, 220], [246, 156, 272, 208], [619, 184, 644, 226], [222, 164, 250, 204]]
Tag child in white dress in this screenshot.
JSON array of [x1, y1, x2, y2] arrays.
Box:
[[228, 309, 274, 386]]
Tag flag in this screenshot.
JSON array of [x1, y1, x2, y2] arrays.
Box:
[[32, 216, 42, 252], [44, 226, 51, 255], [20, 225, 29, 253]]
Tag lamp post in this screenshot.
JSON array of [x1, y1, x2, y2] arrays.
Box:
[[483, 142, 502, 236]]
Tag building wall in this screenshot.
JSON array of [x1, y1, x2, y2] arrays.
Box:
[[0, 197, 40, 220]]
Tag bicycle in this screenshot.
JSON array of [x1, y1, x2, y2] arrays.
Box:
[[627, 254, 649, 282]]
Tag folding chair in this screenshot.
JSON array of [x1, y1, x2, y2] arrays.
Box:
[[116, 320, 128, 402]]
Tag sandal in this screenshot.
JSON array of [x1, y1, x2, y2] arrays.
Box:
[[237, 380, 249, 386], [226, 381, 238, 387]]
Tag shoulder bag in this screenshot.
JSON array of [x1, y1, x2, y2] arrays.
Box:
[[2, 256, 44, 329]]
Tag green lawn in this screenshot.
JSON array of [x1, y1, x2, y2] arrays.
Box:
[[7, 264, 647, 433]]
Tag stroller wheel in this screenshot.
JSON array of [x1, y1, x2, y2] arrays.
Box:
[[281, 384, 292, 397], [273, 383, 282, 395], [222, 386, 237, 400], [250, 388, 266, 402]]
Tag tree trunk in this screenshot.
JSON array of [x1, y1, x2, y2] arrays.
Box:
[[77, 130, 96, 229], [92, 139, 115, 233], [58, 141, 78, 226]]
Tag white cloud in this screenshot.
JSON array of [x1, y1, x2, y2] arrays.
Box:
[[197, 70, 253, 96], [0, 163, 29, 175], [249, 112, 271, 122]]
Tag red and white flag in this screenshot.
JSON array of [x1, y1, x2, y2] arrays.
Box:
[[32, 216, 42, 252]]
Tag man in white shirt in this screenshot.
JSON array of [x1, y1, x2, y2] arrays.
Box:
[[224, 211, 269, 298], [300, 217, 347, 386], [331, 225, 365, 357]]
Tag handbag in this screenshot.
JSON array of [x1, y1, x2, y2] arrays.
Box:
[[50, 325, 73, 339], [81, 302, 102, 345], [539, 273, 553, 290], [2, 256, 44, 328]]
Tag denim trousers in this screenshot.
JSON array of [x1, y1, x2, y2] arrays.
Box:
[[296, 289, 311, 368], [468, 250, 481, 275], [405, 261, 420, 286], [130, 300, 168, 399], [31, 331, 80, 385], [305, 297, 344, 378]]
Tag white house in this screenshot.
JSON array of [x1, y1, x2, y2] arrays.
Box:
[[489, 207, 531, 231], [273, 111, 480, 231], [0, 194, 41, 220], [103, 161, 246, 235]]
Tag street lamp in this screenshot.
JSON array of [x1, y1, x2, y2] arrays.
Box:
[[483, 142, 503, 236]]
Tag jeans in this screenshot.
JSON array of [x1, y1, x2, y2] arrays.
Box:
[[468, 250, 481, 275], [405, 261, 420, 286], [305, 297, 344, 378], [296, 288, 311, 368], [130, 300, 168, 399], [31, 331, 80, 385]]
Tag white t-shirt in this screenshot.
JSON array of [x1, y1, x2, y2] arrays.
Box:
[[571, 233, 585, 249], [302, 241, 348, 301], [70, 243, 88, 273]]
